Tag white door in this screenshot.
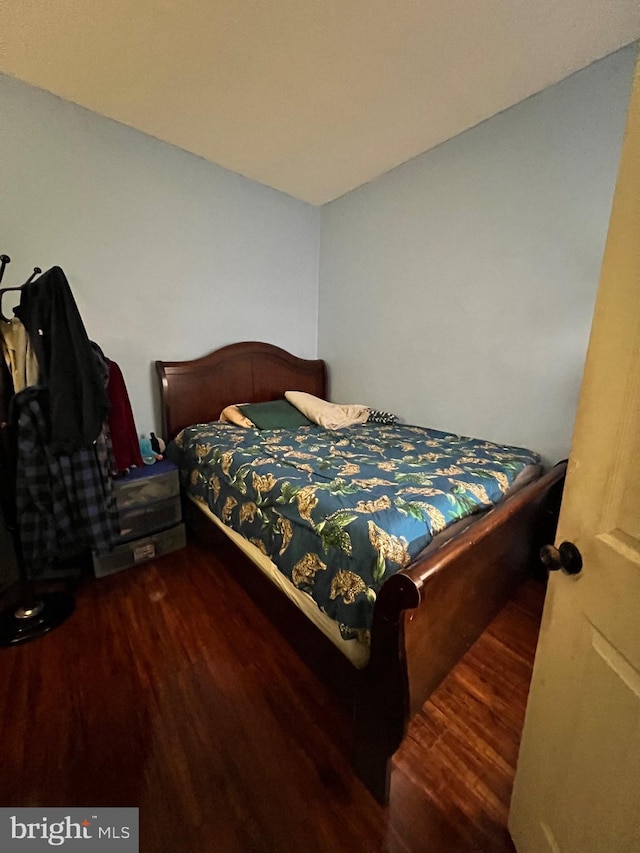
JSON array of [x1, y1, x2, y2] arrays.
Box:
[[509, 57, 640, 853]]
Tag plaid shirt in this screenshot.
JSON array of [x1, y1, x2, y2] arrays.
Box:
[[13, 386, 118, 577]]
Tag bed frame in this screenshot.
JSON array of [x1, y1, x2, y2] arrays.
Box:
[[156, 341, 565, 803]]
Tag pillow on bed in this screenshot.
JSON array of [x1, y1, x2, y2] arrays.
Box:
[[219, 404, 256, 428], [367, 409, 399, 425], [239, 399, 314, 429], [285, 390, 369, 429]]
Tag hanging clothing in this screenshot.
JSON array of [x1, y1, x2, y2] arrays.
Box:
[[12, 386, 118, 577], [14, 266, 110, 453], [107, 360, 144, 472], [0, 316, 39, 393], [0, 359, 17, 531]]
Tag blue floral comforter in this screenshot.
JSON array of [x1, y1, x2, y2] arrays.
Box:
[[167, 422, 539, 642]]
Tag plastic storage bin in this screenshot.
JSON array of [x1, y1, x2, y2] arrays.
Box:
[[116, 497, 182, 543], [93, 523, 186, 578], [93, 460, 185, 577], [114, 460, 180, 511]]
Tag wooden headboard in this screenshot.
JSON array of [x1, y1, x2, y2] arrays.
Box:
[[156, 341, 329, 440]]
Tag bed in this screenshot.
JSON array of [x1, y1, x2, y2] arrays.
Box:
[[156, 340, 565, 803]]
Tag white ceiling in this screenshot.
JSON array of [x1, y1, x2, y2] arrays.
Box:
[[3, 1, 639, 205]]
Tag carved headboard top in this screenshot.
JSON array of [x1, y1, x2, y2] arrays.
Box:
[[156, 341, 328, 440]]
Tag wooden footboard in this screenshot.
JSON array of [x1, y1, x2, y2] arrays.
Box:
[[354, 461, 566, 802], [185, 459, 565, 804]]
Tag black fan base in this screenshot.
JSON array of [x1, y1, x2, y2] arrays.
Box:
[[0, 591, 75, 647]]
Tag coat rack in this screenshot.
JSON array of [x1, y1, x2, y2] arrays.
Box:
[[0, 253, 75, 646], [0, 255, 42, 321]]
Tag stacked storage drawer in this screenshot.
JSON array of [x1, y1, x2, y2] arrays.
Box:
[[93, 459, 186, 577]]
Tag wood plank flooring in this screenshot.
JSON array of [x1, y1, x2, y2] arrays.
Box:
[[0, 540, 545, 852]]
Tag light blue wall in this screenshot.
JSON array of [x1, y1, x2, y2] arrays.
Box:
[[2, 46, 636, 465], [0, 73, 321, 435], [318, 46, 636, 465]]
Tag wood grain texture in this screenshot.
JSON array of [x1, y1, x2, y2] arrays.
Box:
[[156, 341, 328, 441], [0, 541, 544, 852]]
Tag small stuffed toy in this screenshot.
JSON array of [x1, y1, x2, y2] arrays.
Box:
[[150, 432, 166, 456]]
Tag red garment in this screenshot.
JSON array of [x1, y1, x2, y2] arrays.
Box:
[[107, 360, 143, 472]]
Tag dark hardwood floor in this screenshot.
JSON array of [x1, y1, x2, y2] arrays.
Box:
[[0, 540, 545, 852]]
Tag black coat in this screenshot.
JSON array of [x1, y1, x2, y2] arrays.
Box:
[[15, 266, 110, 453]]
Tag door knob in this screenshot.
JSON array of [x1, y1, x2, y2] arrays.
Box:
[[540, 541, 583, 575]]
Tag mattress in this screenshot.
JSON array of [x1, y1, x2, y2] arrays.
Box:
[[192, 495, 372, 668], [186, 458, 541, 669]]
